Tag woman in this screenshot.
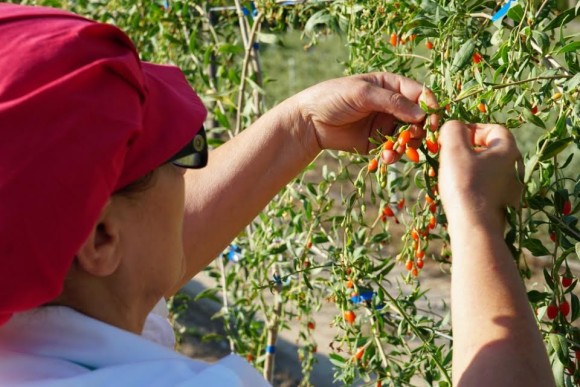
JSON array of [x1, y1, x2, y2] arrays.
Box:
[[0, 3, 553, 386]]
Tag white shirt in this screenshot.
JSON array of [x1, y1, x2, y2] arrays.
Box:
[[0, 306, 270, 386]]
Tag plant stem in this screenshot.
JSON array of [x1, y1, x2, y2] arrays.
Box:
[[453, 75, 570, 102]]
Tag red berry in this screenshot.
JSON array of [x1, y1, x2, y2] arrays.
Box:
[[405, 260, 413, 271], [426, 41, 433, 50], [383, 206, 395, 217], [411, 230, 419, 241], [307, 321, 315, 330], [429, 203, 437, 213], [355, 347, 365, 360], [411, 267, 419, 277], [562, 199, 572, 215], [344, 310, 356, 324], [416, 259, 424, 269], [368, 159, 379, 173], [428, 216, 436, 230], [550, 232, 556, 242], [426, 139, 439, 154], [547, 304, 558, 319], [397, 198, 405, 210], [560, 301, 570, 317], [406, 147, 420, 163], [246, 354, 254, 362], [416, 250, 425, 259], [472, 52, 482, 64], [531, 105, 538, 115], [562, 276, 573, 287], [575, 350, 580, 361]]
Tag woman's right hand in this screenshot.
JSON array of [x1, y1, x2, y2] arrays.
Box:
[[437, 121, 523, 232]]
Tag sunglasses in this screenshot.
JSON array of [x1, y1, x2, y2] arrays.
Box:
[[168, 126, 208, 168]]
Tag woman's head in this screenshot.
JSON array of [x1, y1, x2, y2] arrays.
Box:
[[0, 3, 206, 324]]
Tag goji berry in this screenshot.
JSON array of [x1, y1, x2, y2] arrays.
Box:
[[550, 232, 556, 242], [307, 321, 315, 330], [307, 240, 313, 249], [355, 347, 365, 360], [428, 216, 436, 230], [390, 32, 398, 46], [547, 304, 558, 319], [477, 102, 487, 113], [411, 267, 419, 277], [416, 259, 424, 269], [562, 199, 572, 215], [346, 279, 354, 289], [368, 159, 378, 173], [246, 354, 254, 362], [344, 310, 356, 324], [411, 230, 419, 241], [383, 206, 395, 217], [398, 130, 411, 147], [472, 52, 482, 64], [426, 139, 439, 154], [531, 105, 538, 115], [560, 301, 570, 317], [425, 194, 434, 204], [384, 139, 394, 150], [405, 260, 413, 271], [428, 166, 436, 177], [416, 250, 425, 259], [562, 276, 573, 288], [397, 198, 405, 210], [406, 147, 419, 163], [426, 41, 433, 50]]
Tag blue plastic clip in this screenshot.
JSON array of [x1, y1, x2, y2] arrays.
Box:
[[350, 291, 375, 304], [266, 345, 276, 354], [227, 244, 242, 263], [491, 0, 516, 23]]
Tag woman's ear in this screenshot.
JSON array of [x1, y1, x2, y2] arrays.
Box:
[[76, 199, 122, 277]]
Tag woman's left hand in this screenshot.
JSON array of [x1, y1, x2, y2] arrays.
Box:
[[291, 72, 439, 163]]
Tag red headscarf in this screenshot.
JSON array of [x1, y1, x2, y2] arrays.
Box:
[[0, 4, 207, 324]]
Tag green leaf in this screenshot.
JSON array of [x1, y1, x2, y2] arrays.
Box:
[[544, 268, 555, 290], [522, 108, 546, 129], [507, 4, 524, 22], [522, 238, 551, 256], [544, 7, 580, 31], [557, 41, 580, 54], [539, 138, 573, 161], [549, 333, 570, 366], [527, 290, 549, 303], [571, 293, 580, 322], [329, 353, 347, 368], [450, 39, 476, 73]]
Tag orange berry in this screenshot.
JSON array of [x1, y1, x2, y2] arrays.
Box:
[[477, 102, 487, 113], [411, 230, 419, 241], [416, 250, 425, 259], [472, 52, 482, 64], [398, 130, 411, 146], [405, 260, 413, 271], [416, 259, 424, 269], [428, 166, 436, 177], [428, 216, 436, 230], [390, 32, 398, 46], [346, 279, 354, 289], [344, 310, 356, 324], [355, 347, 365, 360], [425, 193, 434, 204], [411, 267, 419, 277], [384, 139, 394, 150], [406, 147, 419, 163], [368, 158, 379, 173], [426, 41, 433, 50]]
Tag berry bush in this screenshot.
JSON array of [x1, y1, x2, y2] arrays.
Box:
[[12, 0, 579, 385]]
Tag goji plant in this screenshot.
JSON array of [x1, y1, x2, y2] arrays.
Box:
[[13, 0, 579, 386]]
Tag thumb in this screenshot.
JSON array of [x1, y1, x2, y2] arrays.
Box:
[[438, 120, 475, 156]]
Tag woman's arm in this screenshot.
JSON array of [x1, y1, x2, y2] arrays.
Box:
[[438, 121, 554, 387], [170, 73, 438, 294]]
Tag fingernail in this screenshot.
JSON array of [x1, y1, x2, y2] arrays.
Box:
[[412, 105, 425, 120]]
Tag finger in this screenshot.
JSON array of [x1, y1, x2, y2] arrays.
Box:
[[472, 123, 519, 157], [438, 120, 475, 156], [381, 149, 402, 165], [419, 87, 440, 131], [408, 123, 426, 148], [364, 86, 426, 123]]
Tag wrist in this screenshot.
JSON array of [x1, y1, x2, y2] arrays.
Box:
[[282, 93, 323, 161]]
